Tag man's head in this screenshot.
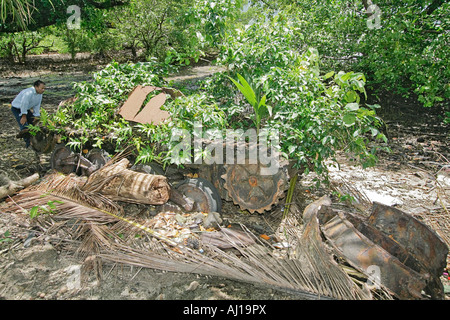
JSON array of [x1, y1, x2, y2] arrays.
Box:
[[33, 80, 46, 94]]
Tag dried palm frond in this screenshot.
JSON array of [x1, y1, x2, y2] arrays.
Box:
[[100, 220, 373, 300], [25, 171, 123, 217], [4, 168, 381, 300], [3, 172, 126, 256], [75, 223, 122, 258]]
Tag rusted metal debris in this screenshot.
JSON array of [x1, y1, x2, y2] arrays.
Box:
[[368, 202, 448, 279], [309, 197, 449, 299], [50, 144, 110, 176], [174, 178, 222, 213], [322, 211, 428, 299], [194, 142, 290, 214], [221, 162, 288, 214]]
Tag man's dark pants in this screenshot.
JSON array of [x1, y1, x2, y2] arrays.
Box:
[[11, 106, 34, 148]]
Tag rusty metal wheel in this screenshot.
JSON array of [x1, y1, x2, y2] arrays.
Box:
[[221, 159, 289, 214], [175, 178, 222, 213], [81, 149, 111, 176], [50, 144, 77, 174]]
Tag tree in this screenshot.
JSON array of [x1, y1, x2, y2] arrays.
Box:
[[0, 0, 128, 33], [265, 0, 449, 113], [111, 0, 243, 64], [0, 30, 51, 63], [112, 0, 175, 59]]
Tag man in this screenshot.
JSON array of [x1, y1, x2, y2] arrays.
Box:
[[11, 80, 46, 148]]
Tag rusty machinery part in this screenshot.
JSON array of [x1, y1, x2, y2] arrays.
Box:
[[31, 132, 59, 154], [81, 149, 111, 176], [368, 202, 448, 299], [17, 127, 58, 154], [131, 162, 165, 176], [318, 202, 448, 299], [175, 178, 222, 213], [50, 143, 77, 174], [369, 202, 448, 278], [322, 211, 431, 299], [221, 159, 289, 214]]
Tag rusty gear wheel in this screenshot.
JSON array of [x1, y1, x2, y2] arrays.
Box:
[[50, 144, 76, 174], [175, 178, 222, 213], [81, 149, 111, 176], [221, 158, 289, 214]]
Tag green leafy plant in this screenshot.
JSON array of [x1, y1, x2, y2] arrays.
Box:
[[207, 14, 388, 180], [332, 191, 356, 204], [46, 61, 170, 157], [228, 73, 272, 135], [273, 0, 449, 120], [0, 230, 12, 244], [29, 200, 63, 219]]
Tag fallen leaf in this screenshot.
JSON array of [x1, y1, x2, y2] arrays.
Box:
[[260, 234, 271, 240]]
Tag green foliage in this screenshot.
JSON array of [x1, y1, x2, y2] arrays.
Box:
[[207, 15, 387, 178], [228, 73, 272, 135], [0, 30, 46, 63], [112, 0, 179, 59], [0, 0, 36, 31], [2, 0, 448, 125], [45, 60, 229, 168], [0, 0, 123, 33], [111, 0, 236, 64], [165, 93, 227, 131], [355, 1, 449, 109], [188, 0, 243, 47], [272, 0, 449, 118], [332, 190, 356, 204], [0, 230, 12, 244], [29, 200, 63, 219], [48, 61, 170, 156], [163, 93, 228, 165]]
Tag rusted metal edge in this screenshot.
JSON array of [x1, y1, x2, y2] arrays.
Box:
[[321, 211, 429, 300], [369, 202, 449, 277]]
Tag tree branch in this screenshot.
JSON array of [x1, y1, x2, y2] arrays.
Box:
[[86, 0, 129, 10], [0, 0, 130, 33], [425, 0, 445, 15]]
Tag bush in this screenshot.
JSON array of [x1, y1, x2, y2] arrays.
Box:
[[46, 61, 170, 156], [204, 15, 388, 178], [45, 13, 388, 181]]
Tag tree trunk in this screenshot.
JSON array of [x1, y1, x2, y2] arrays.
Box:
[[83, 158, 171, 205], [0, 173, 40, 199]]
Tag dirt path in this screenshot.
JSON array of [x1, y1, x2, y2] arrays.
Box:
[[0, 56, 449, 301]]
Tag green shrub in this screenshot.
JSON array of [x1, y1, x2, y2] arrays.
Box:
[[205, 15, 388, 179]]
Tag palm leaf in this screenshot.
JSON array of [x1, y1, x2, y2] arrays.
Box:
[[228, 73, 257, 107], [100, 220, 375, 300], [3, 170, 388, 300]]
